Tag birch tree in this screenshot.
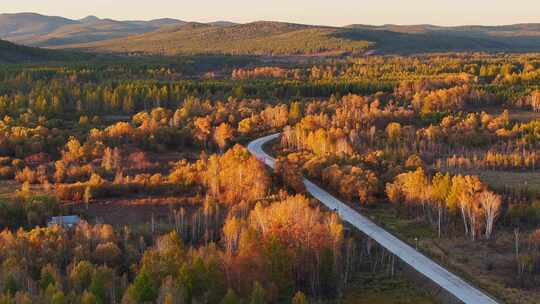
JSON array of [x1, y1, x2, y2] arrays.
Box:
[[479, 191, 502, 239]]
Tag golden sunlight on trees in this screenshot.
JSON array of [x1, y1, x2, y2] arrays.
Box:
[[213, 123, 235, 152], [386, 168, 502, 240]]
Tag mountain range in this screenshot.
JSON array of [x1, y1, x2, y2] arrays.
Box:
[[2, 13, 540, 57], [63, 21, 540, 56], [0, 13, 191, 47]]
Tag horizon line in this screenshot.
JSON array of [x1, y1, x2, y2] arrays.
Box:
[[2, 11, 540, 28]]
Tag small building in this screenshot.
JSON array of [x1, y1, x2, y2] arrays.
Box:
[[48, 215, 81, 228]]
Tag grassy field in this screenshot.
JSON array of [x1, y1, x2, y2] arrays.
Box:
[[363, 206, 437, 240], [476, 107, 540, 123], [442, 167, 540, 195], [364, 204, 540, 304], [342, 274, 435, 304], [0, 180, 50, 199]]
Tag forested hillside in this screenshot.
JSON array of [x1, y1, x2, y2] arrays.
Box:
[[62, 21, 373, 56], [0, 39, 90, 63], [3, 13, 540, 56], [62, 21, 540, 56]]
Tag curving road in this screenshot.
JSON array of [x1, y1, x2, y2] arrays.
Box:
[[248, 133, 499, 304]]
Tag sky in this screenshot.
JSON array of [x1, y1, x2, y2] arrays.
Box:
[[2, 0, 540, 26]]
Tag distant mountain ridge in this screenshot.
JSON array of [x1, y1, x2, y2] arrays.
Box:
[[343, 23, 540, 53], [0, 13, 190, 47], [0, 13, 77, 43], [79, 15, 101, 24], [346, 23, 540, 36], [3, 13, 540, 56]]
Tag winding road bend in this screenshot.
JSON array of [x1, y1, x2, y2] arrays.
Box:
[[248, 133, 499, 304]]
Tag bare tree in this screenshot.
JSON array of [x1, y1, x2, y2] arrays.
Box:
[[479, 191, 502, 239], [458, 192, 470, 237]]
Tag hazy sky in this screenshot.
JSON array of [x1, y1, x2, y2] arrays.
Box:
[[3, 0, 540, 26]]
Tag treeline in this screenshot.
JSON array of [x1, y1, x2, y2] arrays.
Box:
[[386, 168, 502, 240], [232, 67, 302, 80], [440, 150, 540, 171], [54, 145, 270, 203], [0, 69, 390, 121], [0, 195, 61, 229], [276, 152, 383, 206], [2, 53, 540, 121]]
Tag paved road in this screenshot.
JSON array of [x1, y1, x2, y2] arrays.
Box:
[[248, 133, 499, 304]]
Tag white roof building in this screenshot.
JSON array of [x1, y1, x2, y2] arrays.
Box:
[[48, 215, 81, 228]]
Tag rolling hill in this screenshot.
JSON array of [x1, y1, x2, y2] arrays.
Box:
[[58, 21, 373, 56], [0, 13, 76, 43], [347, 23, 540, 36], [3, 13, 540, 56], [28, 18, 173, 47], [60, 21, 540, 56], [345, 24, 540, 53], [0, 13, 186, 47], [0, 39, 92, 63]]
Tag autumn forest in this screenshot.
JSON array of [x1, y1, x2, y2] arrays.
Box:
[[1, 11, 540, 303]]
